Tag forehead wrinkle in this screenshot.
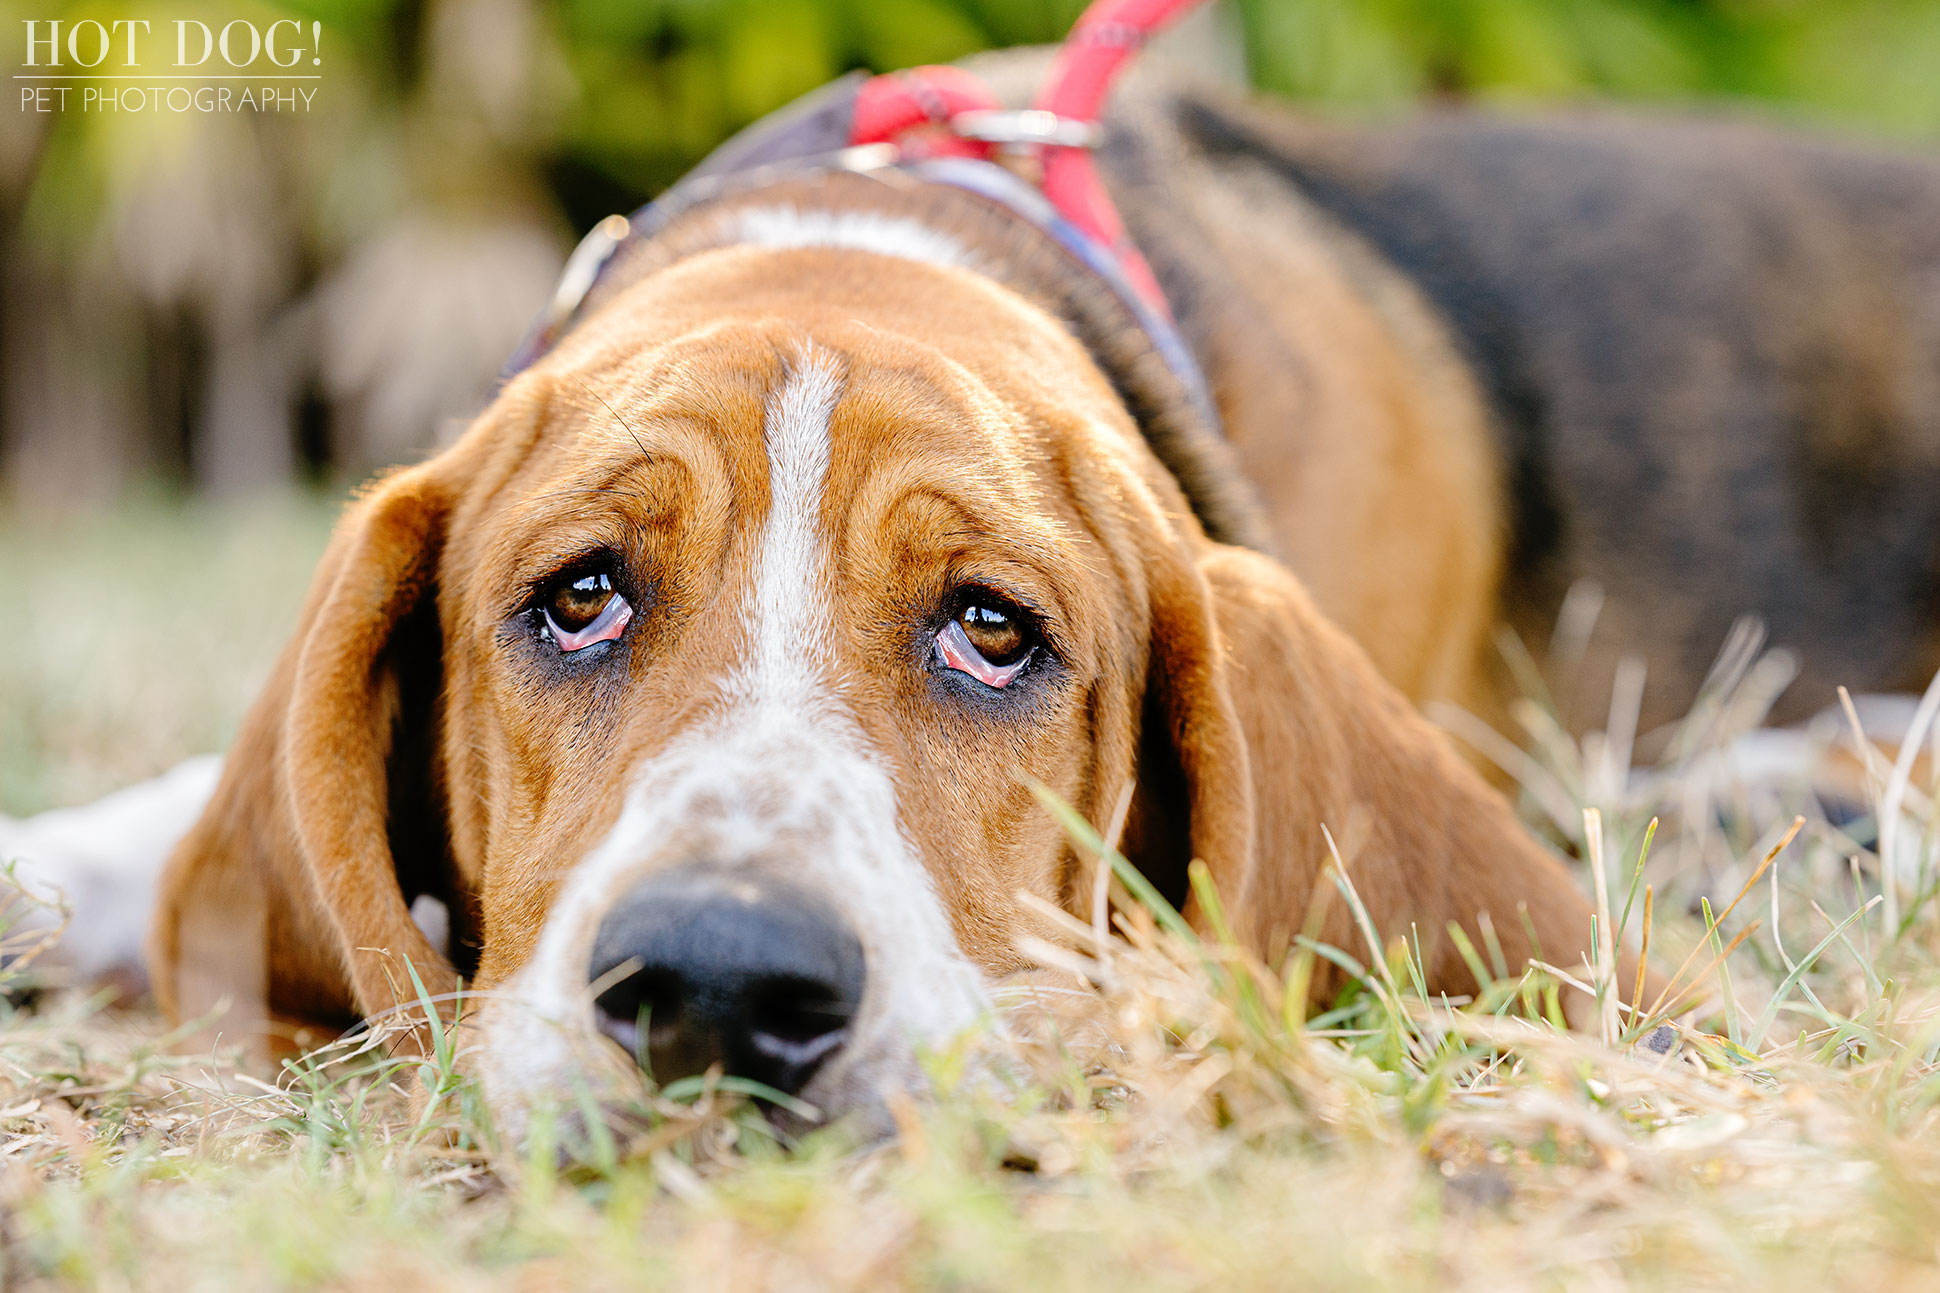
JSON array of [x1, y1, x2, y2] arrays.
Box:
[[495, 360, 751, 521], [490, 453, 657, 548], [506, 452, 649, 517], [550, 318, 783, 437], [826, 321, 1028, 441], [835, 397, 1086, 578], [883, 482, 1078, 580], [823, 350, 1063, 538]]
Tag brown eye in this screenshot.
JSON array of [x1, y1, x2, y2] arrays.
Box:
[[548, 572, 614, 632], [541, 570, 632, 651], [959, 603, 1026, 666], [934, 598, 1036, 688]]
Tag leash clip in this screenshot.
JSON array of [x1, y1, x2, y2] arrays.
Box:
[[949, 109, 1102, 150]]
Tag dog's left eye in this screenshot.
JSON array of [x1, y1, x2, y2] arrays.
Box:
[[541, 571, 632, 651], [934, 601, 1033, 687]]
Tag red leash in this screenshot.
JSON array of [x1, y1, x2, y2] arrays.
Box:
[[848, 0, 1210, 314]]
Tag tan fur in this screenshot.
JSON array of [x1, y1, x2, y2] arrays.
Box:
[[1136, 147, 1507, 720]]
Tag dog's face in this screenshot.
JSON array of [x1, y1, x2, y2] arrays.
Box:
[[389, 243, 1189, 1131]]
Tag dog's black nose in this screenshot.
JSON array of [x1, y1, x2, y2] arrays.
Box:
[[587, 869, 865, 1097]]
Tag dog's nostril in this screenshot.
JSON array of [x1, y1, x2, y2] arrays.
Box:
[[591, 968, 686, 1060], [747, 975, 851, 1042], [744, 974, 855, 1066], [587, 869, 865, 1099]]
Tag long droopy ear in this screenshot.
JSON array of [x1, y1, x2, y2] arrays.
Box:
[[150, 458, 471, 1053], [1140, 538, 1637, 1009]]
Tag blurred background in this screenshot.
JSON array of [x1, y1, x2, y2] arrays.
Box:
[[7, 0, 1940, 503], [4, 0, 1940, 814]]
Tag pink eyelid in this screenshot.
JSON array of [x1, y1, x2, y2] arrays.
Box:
[[935, 619, 1029, 688], [548, 595, 633, 651]]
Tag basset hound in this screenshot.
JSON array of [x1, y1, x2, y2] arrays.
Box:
[[17, 54, 1940, 1139]]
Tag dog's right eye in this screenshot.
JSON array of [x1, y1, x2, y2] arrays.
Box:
[[541, 571, 632, 651]]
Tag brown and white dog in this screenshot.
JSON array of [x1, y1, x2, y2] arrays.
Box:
[[13, 55, 1940, 1137]]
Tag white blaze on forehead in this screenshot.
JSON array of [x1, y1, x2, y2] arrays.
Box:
[[731, 206, 974, 272], [739, 353, 842, 696], [479, 351, 991, 1128]]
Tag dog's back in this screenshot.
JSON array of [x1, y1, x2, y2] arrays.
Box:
[[1114, 78, 1940, 730]]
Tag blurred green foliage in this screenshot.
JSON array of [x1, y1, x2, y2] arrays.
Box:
[[1238, 0, 1940, 133], [534, 0, 1940, 199], [538, 0, 1940, 207]]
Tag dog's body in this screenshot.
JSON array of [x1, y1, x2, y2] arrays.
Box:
[[13, 57, 1940, 1135], [1142, 97, 1940, 735]]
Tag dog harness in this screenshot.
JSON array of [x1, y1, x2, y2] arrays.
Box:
[[503, 0, 1218, 434]]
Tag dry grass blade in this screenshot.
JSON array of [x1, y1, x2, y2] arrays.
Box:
[[1584, 807, 1619, 1045], [1644, 919, 1763, 1024], [1643, 816, 1803, 1022]]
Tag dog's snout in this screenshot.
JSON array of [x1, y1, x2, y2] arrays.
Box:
[[587, 868, 865, 1097]]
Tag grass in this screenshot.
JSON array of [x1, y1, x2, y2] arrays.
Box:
[[0, 493, 337, 818], [4, 498, 1940, 1289]]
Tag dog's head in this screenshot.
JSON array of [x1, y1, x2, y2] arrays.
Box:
[[253, 232, 1270, 1133]]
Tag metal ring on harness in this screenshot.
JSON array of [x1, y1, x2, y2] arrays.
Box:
[[846, 0, 1210, 318], [948, 109, 1103, 151]]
